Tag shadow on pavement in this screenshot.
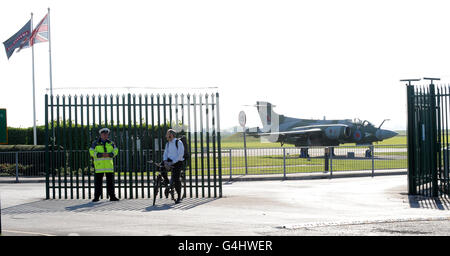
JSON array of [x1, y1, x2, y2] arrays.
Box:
[[1, 198, 219, 215], [408, 195, 450, 210], [145, 198, 218, 211]]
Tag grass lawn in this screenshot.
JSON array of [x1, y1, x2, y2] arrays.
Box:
[[219, 133, 407, 149]]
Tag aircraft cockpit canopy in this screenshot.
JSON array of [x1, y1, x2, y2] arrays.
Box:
[[362, 120, 373, 127], [354, 119, 373, 127]]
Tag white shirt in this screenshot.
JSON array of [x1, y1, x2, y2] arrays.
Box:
[[163, 139, 184, 163]]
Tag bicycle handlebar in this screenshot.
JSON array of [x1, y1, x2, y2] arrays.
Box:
[[148, 160, 174, 172]]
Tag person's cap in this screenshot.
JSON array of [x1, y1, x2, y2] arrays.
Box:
[[167, 129, 177, 136], [99, 128, 110, 134]]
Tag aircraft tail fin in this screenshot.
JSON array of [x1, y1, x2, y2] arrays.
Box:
[[256, 101, 279, 132]]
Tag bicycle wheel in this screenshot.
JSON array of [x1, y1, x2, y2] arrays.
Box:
[[181, 171, 186, 199], [153, 175, 161, 206]]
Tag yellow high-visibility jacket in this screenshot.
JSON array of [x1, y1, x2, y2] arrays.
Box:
[[89, 139, 119, 173]]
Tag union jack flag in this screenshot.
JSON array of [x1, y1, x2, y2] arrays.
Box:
[[18, 13, 48, 51], [30, 13, 49, 46]]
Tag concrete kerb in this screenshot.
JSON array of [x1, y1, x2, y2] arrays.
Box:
[[0, 169, 407, 184], [0, 177, 46, 184]]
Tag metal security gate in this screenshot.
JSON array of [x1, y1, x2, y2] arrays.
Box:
[[406, 78, 449, 197], [44, 93, 222, 199]]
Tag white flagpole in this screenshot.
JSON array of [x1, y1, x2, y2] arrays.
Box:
[[31, 12, 37, 145], [48, 8, 53, 97], [48, 8, 55, 144]]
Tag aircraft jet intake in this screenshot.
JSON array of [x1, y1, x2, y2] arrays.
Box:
[[324, 126, 351, 140]]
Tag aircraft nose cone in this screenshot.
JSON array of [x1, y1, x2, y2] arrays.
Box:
[[376, 129, 398, 140]]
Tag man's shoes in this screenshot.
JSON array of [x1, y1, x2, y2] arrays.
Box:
[[92, 198, 99, 202], [175, 198, 181, 204], [110, 196, 119, 202]]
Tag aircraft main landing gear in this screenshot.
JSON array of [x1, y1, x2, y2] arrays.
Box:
[[365, 148, 373, 158], [299, 148, 310, 158]]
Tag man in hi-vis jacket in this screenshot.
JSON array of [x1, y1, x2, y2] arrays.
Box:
[[89, 128, 119, 202]]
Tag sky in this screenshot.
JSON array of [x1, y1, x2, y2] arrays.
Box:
[[1, 0, 450, 132]]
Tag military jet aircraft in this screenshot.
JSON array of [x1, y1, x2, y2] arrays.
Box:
[[247, 101, 398, 157]]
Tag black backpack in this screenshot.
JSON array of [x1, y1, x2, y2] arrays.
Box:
[[175, 135, 190, 161]]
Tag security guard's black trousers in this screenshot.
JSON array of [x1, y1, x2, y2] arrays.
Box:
[[94, 172, 116, 199]]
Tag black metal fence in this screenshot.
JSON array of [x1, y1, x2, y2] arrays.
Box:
[[0, 151, 46, 178], [224, 144, 406, 178], [2, 144, 407, 181], [43, 93, 222, 199], [407, 79, 450, 197]]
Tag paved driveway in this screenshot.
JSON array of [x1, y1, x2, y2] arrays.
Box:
[[0, 174, 449, 236]]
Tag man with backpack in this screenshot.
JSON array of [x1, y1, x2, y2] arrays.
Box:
[[163, 129, 188, 204]]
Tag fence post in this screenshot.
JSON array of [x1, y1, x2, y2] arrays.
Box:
[[324, 147, 329, 173], [15, 152, 19, 183], [229, 149, 232, 181], [426, 78, 439, 197], [283, 147, 286, 179], [0, 194, 2, 235], [371, 145, 375, 177], [330, 147, 333, 178], [243, 129, 248, 175], [405, 81, 417, 195], [216, 92, 222, 198], [45, 94, 50, 199], [430, 83, 439, 197]]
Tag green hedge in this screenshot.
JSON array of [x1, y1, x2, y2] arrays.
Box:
[[6, 123, 173, 150], [7, 126, 46, 145], [0, 163, 35, 176], [0, 145, 63, 152], [0, 145, 45, 152]]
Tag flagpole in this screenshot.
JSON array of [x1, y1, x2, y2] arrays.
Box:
[[48, 8, 53, 97], [31, 12, 37, 145], [48, 8, 55, 144]]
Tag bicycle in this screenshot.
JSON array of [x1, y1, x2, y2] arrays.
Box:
[[149, 161, 186, 206]]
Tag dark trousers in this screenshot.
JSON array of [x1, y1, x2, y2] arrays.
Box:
[[162, 161, 183, 199], [94, 172, 116, 199]]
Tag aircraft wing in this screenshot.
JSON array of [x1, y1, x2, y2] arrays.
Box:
[[256, 128, 323, 137]]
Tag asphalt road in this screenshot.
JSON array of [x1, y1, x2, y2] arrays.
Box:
[[1, 174, 449, 236]]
